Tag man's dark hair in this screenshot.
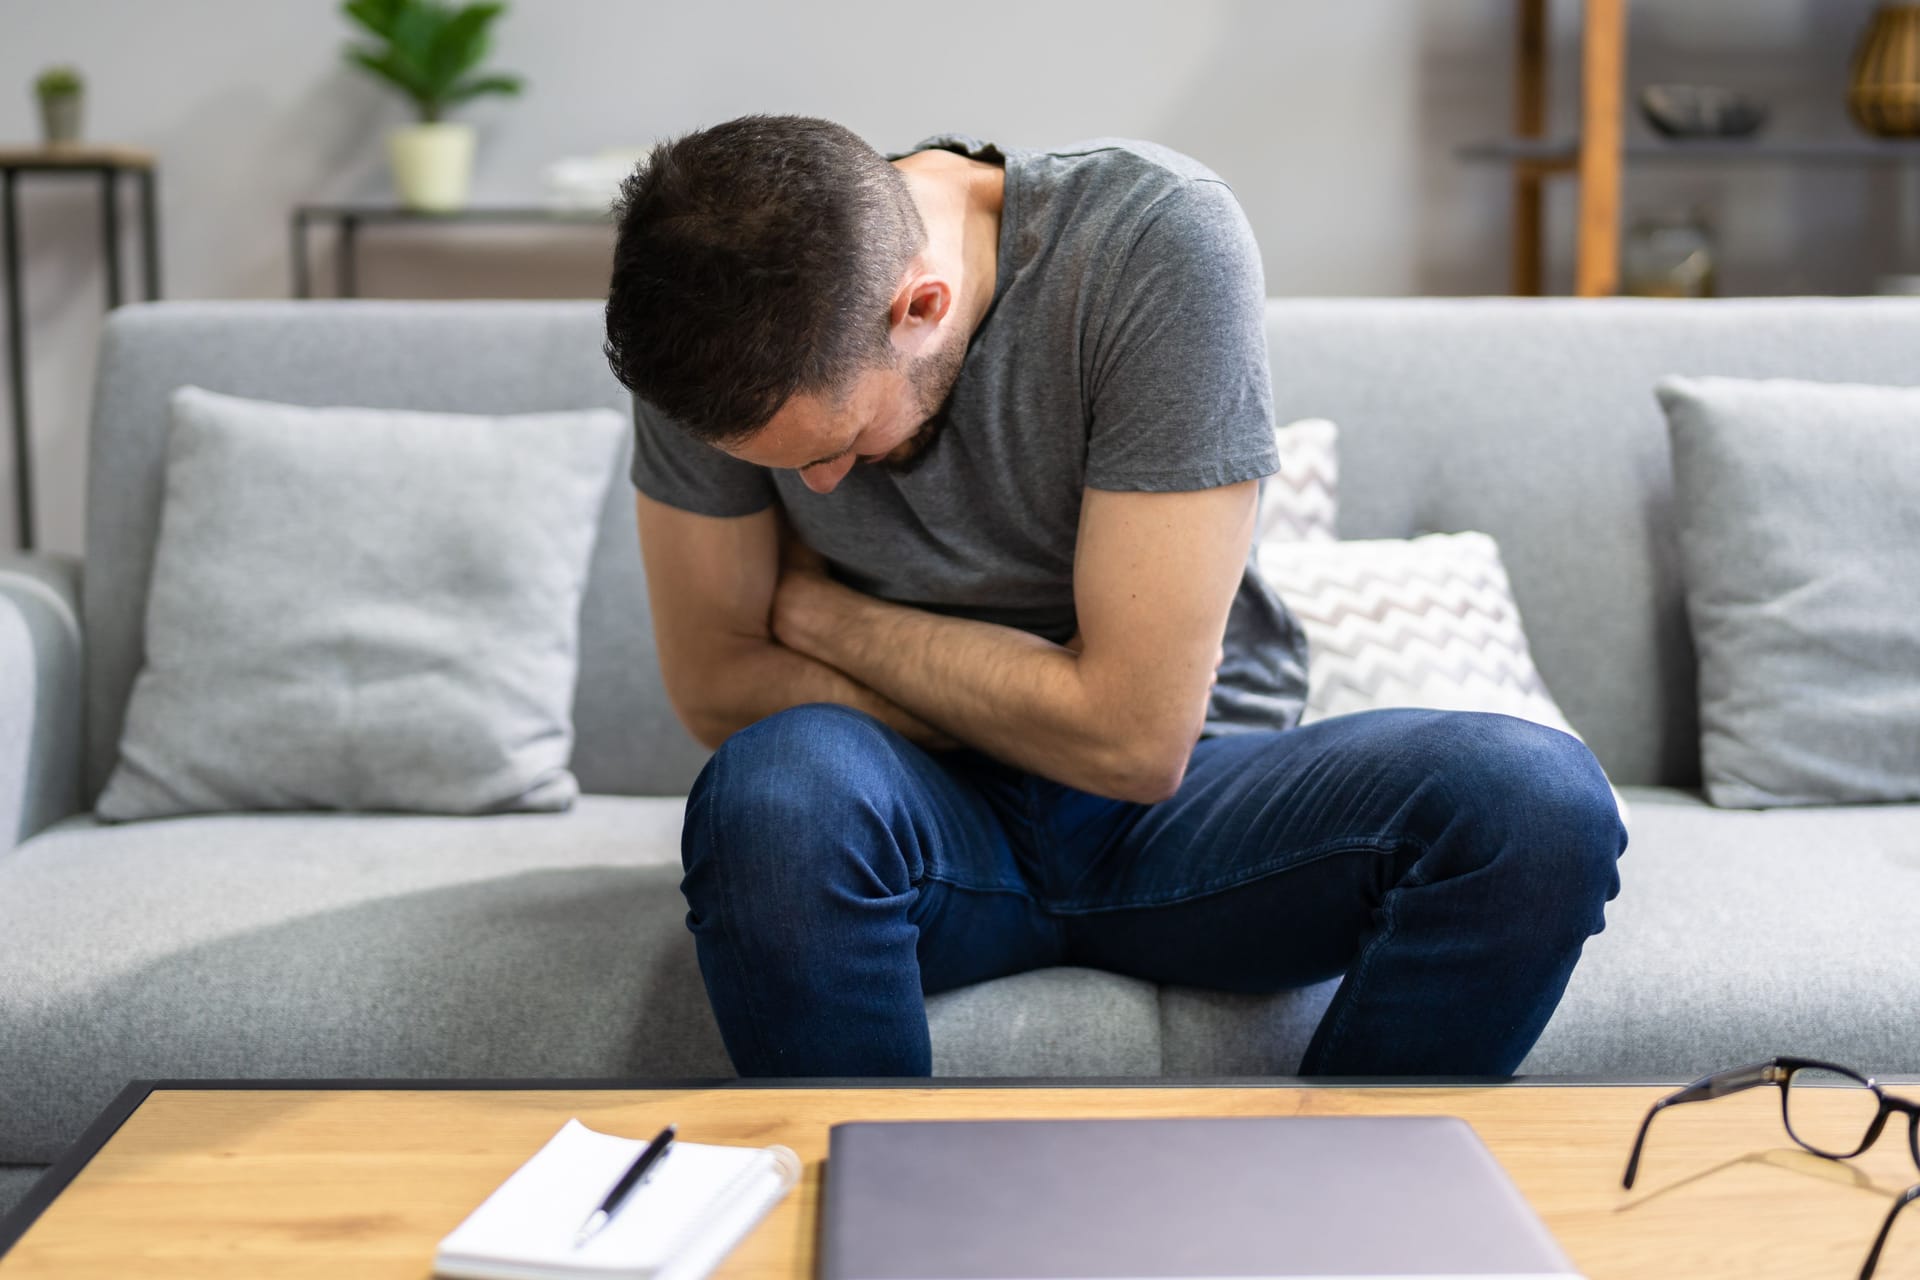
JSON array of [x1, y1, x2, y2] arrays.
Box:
[[603, 114, 928, 446]]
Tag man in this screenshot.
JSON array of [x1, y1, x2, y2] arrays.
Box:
[[602, 115, 1626, 1078]]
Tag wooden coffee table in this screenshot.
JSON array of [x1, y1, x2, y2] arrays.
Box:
[[1, 1076, 1916, 1278]]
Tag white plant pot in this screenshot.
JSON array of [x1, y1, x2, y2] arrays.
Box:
[[387, 122, 475, 212]]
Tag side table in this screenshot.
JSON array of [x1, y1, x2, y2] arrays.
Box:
[[289, 201, 613, 299], [0, 145, 161, 551]]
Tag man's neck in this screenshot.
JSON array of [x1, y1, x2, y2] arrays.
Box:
[[894, 150, 1004, 342]]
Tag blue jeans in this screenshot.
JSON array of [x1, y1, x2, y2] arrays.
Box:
[[678, 703, 1627, 1077]]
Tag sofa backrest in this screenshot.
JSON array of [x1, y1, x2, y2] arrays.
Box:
[[84, 297, 1920, 804], [1265, 297, 1920, 786]]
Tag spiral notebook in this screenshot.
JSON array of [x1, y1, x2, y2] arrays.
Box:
[[434, 1119, 800, 1280]]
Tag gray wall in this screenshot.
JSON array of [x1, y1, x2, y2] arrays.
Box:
[[1, 0, 1910, 554]]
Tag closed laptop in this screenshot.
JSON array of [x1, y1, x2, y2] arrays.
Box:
[[821, 1115, 1582, 1280]]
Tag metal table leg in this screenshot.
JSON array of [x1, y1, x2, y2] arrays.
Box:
[[291, 209, 310, 298], [138, 167, 160, 300], [1, 168, 32, 550], [338, 214, 358, 298], [100, 166, 123, 310]]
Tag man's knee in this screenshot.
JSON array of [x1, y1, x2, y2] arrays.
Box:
[[1407, 711, 1626, 934], [692, 702, 899, 819], [680, 703, 919, 924]]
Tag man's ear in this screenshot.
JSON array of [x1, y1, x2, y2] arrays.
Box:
[[889, 273, 952, 342]]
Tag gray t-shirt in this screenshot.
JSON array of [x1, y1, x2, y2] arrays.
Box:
[[629, 132, 1309, 738]]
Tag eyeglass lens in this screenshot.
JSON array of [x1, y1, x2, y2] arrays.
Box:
[[1784, 1067, 1893, 1161]]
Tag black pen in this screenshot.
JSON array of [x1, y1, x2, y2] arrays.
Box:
[[574, 1124, 677, 1247]]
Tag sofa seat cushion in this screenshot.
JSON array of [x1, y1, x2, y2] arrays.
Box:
[[1157, 787, 1920, 1079], [21, 782, 1902, 1160], [928, 968, 1162, 1077], [0, 796, 1168, 1164], [0, 796, 718, 1163], [1519, 788, 1920, 1076]]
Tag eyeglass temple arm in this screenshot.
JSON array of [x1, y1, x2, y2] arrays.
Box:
[[1622, 1062, 1787, 1189], [1858, 1182, 1920, 1280], [1677, 1061, 1784, 1103]]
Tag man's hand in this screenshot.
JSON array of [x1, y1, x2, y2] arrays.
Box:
[[634, 491, 967, 753], [767, 483, 1254, 797], [770, 510, 836, 653], [770, 511, 965, 754]]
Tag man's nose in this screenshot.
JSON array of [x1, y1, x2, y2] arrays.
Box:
[[799, 454, 856, 494]]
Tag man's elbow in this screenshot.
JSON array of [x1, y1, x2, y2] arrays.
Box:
[[686, 718, 734, 753], [660, 638, 769, 750], [1105, 759, 1187, 805], [1095, 723, 1199, 805], [664, 687, 739, 752]]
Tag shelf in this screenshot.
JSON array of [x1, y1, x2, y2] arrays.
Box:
[[1461, 136, 1920, 167], [0, 143, 155, 169], [291, 201, 613, 222]]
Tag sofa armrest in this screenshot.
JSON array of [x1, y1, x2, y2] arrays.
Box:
[[1, 552, 84, 850]]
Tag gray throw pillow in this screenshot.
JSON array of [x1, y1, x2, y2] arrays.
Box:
[[1657, 375, 1920, 808], [96, 386, 626, 822]]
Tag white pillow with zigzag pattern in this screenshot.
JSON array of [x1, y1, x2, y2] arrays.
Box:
[[1256, 418, 1338, 543], [1256, 529, 1631, 828]]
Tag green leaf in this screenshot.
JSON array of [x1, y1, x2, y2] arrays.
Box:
[[341, 0, 516, 120], [387, 2, 447, 92], [443, 72, 523, 105], [429, 4, 503, 89], [35, 66, 83, 96], [344, 45, 428, 98], [395, 6, 455, 103], [340, 0, 403, 38]]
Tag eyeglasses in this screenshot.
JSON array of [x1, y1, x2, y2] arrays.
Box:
[[1623, 1057, 1920, 1279]]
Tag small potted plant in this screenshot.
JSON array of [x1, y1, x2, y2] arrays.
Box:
[[340, 0, 525, 211], [35, 66, 84, 147]]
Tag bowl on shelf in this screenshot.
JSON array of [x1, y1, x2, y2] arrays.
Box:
[[1639, 85, 1769, 139]]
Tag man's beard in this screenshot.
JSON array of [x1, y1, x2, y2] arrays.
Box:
[[873, 334, 967, 475]]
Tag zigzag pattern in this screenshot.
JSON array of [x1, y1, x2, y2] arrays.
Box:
[[1257, 417, 1338, 544], [1256, 531, 1575, 733]]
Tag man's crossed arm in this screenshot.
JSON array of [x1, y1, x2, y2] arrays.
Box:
[[634, 480, 1256, 804]]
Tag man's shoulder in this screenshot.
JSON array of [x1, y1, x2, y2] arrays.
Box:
[[1020, 139, 1247, 259], [888, 131, 1231, 196], [1030, 136, 1229, 188]]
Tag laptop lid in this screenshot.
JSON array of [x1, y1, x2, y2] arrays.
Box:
[[821, 1115, 1582, 1280]]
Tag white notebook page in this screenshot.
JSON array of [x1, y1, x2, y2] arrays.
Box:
[[436, 1119, 798, 1280]]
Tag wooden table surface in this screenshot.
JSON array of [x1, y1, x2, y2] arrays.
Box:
[[3, 1082, 1917, 1278]]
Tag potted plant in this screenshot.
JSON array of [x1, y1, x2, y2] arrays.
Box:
[[35, 66, 84, 147], [340, 0, 524, 211]]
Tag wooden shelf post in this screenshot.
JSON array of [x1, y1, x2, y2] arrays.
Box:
[[1507, 0, 1627, 296], [1576, 0, 1626, 296], [1513, 0, 1548, 295]]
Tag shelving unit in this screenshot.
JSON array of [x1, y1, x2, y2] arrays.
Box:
[[1464, 0, 1920, 296], [0, 144, 161, 550]]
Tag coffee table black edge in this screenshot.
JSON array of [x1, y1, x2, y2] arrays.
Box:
[[17, 1069, 1905, 1259], [0, 1078, 152, 1256]]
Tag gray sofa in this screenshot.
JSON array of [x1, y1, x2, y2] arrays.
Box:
[[4, 297, 1917, 1219]]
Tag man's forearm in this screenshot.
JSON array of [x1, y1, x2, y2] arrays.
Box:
[[681, 635, 959, 752], [774, 576, 1187, 802]]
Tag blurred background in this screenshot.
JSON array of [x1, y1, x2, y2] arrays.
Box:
[[2, 0, 1917, 553]]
